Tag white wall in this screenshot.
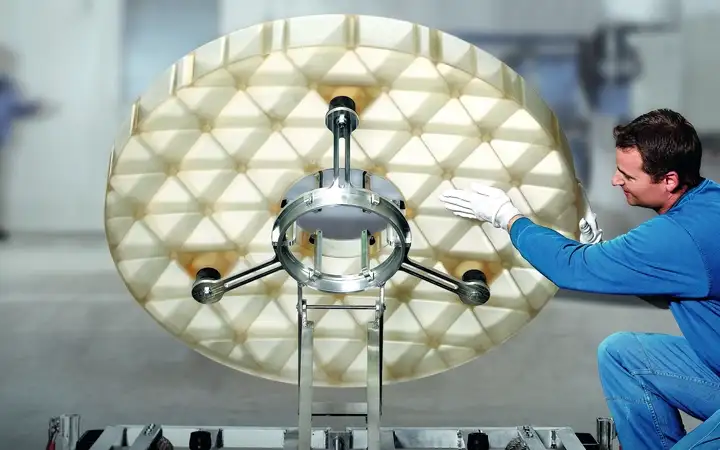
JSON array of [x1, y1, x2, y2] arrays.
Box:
[[624, 0, 720, 135], [1, 0, 122, 233], [218, 0, 603, 36], [627, 32, 684, 117], [601, 0, 679, 26], [680, 13, 720, 134], [627, 20, 720, 137]]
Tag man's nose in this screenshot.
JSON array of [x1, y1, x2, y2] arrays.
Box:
[[611, 173, 622, 186]]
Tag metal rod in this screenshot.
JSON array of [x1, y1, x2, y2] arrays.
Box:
[[192, 257, 285, 304], [398, 257, 490, 306], [59, 414, 80, 450], [596, 417, 616, 450], [377, 286, 384, 415], [385, 223, 397, 246], [297, 289, 313, 450], [366, 285, 384, 450], [325, 97, 358, 188], [344, 132, 351, 186], [314, 230, 323, 272], [360, 230, 369, 272], [312, 402, 367, 416], [224, 257, 283, 291], [399, 258, 461, 292], [332, 122, 341, 184], [307, 304, 375, 310], [363, 170, 371, 189], [330, 115, 352, 187]]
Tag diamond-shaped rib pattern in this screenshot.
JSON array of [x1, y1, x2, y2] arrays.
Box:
[[105, 14, 582, 387]]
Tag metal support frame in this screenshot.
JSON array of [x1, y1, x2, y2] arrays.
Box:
[[294, 283, 385, 450]]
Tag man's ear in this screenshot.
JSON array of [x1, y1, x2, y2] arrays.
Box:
[[663, 171, 680, 192]]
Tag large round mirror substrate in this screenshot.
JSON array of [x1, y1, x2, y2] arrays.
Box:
[[104, 14, 584, 387]]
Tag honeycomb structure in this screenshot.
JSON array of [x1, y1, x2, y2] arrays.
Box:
[[105, 14, 582, 387]]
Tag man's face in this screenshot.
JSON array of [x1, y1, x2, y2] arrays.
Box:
[[611, 147, 674, 210]]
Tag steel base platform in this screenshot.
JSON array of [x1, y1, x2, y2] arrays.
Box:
[[49, 415, 617, 450]]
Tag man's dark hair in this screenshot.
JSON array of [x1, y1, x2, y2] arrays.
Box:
[[613, 108, 703, 189]]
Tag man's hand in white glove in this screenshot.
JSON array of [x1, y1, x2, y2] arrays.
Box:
[[577, 180, 603, 244], [439, 183, 523, 231]]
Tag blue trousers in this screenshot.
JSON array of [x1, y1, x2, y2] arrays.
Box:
[[598, 332, 720, 449]]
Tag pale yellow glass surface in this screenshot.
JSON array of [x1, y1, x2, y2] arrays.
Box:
[[105, 14, 582, 387]]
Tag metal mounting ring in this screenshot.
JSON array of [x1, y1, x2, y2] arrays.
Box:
[[271, 185, 411, 294]]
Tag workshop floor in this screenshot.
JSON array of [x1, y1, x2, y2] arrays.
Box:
[[0, 234, 699, 448]]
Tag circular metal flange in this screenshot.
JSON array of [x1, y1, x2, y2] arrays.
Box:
[[272, 184, 411, 293], [282, 168, 406, 259]]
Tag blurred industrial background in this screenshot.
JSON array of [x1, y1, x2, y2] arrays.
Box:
[[1, 0, 719, 447]]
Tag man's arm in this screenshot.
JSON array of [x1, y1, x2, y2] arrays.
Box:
[[508, 216, 709, 298]]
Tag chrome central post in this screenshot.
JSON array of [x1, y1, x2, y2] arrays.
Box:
[[325, 96, 358, 189]]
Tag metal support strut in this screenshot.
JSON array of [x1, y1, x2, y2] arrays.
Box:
[[295, 282, 385, 450], [326, 95, 357, 189]]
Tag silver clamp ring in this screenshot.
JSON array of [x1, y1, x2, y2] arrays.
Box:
[[272, 185, 411, 294]]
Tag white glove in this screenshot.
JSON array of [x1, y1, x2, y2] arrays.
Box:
[[577, 180, 603, 244], [439, 183, 522, 231]]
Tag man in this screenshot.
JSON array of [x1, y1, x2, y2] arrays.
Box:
[[0, 49, 41, 241], [439, 108, 720, 450]]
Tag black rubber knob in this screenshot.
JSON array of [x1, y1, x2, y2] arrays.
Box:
[[467, 431, 490, 450], [329, 95, 356, 112], [189, 430, 212, 450], [196, 267, 221, 281], [462, 269, 487, 284]]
